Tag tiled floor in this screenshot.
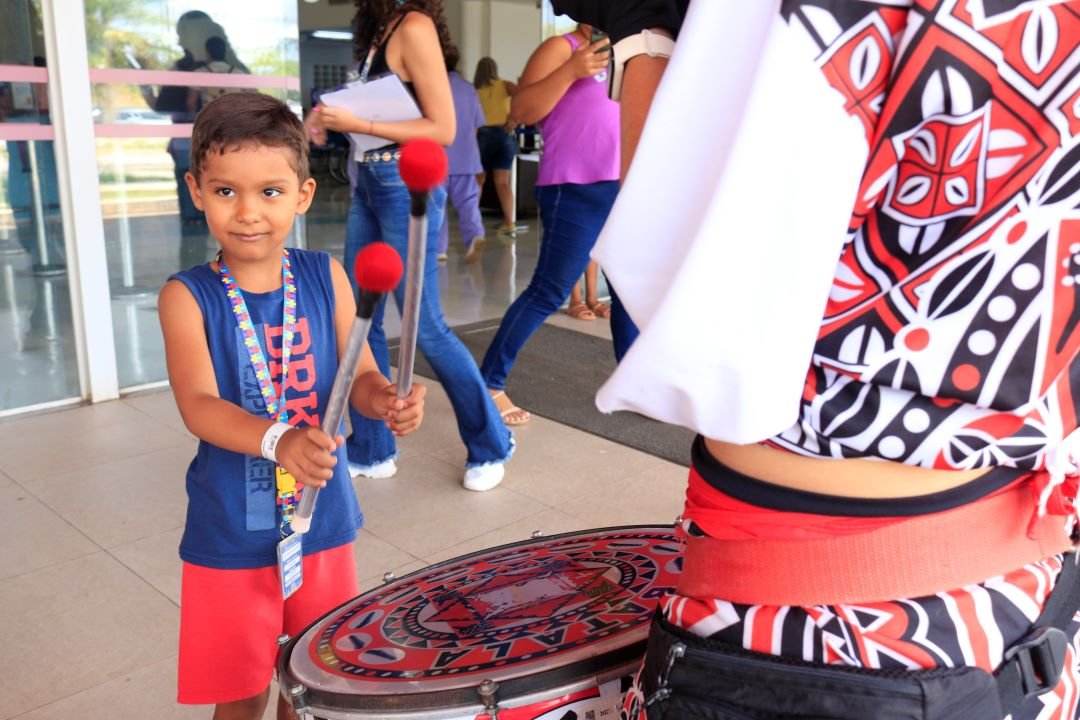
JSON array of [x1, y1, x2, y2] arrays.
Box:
[[0, 252, 689, 719]]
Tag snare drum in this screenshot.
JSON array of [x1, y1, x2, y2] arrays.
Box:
[[278, 525, 683, 719]]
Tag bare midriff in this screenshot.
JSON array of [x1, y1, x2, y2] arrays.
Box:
[[703, 438, 992, 499]]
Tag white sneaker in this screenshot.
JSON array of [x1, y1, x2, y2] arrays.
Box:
[[462, 463, 505, 492], [348, 458, 397, 479]]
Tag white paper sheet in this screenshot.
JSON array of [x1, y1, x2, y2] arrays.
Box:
[[318, 74, 422, 156]]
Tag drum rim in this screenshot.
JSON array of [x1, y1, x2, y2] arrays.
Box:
[[278, 523, 679, 713], [284, 643, 644, 717]]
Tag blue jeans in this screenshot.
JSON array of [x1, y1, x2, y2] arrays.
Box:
[[344, 159, 514, 468], [608, 280, 639, 363], [480, 181, 619, 390]]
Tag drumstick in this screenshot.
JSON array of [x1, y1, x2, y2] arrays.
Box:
[[290, 242, 404, 535], [395, 138, 448, 398]]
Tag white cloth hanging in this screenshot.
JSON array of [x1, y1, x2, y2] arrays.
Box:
[[592, 0, 870, 443]]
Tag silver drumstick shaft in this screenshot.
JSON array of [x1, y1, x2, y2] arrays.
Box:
[[396, 206, 428, 398], [291, 314, 374, 534]]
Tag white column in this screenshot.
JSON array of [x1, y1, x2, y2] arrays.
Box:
[[40, 0, 119, 402], [461, 0, 488, 80]]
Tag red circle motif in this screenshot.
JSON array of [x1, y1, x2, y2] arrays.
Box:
[[952, 364, 981, 392], [905, 328, 930, 351]]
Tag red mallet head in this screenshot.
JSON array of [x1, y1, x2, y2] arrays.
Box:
[[398, 138, 448, 192], [354, 242, 404, 293]]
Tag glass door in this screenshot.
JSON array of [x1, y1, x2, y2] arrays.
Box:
[[86, 1, 303, 390], [0, 0, 79, 412]]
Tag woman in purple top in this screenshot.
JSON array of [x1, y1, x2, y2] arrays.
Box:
[[478, 24, 618, 426], [438, 66, 487, 263]]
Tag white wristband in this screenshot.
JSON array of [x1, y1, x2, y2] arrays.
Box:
[[608, 29, 676, 101], [260, 422, 292, 463]]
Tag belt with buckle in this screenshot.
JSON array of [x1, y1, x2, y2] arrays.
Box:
[[358, 149, 401, 163]]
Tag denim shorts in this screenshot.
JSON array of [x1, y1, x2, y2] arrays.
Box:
[[478, 125, 516, 171]]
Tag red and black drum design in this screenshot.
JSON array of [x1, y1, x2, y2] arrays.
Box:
[[279, 525, 683, 719]]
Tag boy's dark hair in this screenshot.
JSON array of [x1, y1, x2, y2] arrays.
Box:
[[189, 93, 309, 182]]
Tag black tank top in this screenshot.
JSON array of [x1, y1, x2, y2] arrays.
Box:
[[365, 14, 416, 99]]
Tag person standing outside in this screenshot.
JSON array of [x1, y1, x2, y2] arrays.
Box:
[[308, 0, 514, 492], [473, 56, 520, 235], [479, 25, 617, 426], [187, 35, 246, 114]]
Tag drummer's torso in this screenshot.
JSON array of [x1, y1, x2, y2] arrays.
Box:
[[704, 438, 990, 499]]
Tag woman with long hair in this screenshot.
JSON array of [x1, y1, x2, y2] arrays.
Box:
[[308, 0, 513, 492], [473, 56, 519, 234]]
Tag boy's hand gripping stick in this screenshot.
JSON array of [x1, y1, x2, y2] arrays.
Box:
[[395, 139, 448, 399], [290, 242, 403, 534]]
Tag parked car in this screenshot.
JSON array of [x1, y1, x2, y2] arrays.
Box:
[[114, 108, 172, 124]]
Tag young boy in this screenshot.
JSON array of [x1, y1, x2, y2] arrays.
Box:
[[158, 92, 426, 720]]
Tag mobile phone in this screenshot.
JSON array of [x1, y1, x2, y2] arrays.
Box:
[[590, 28, 610, 55]]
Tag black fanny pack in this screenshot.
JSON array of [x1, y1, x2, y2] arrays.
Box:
[[637, 555, 1080, 720]]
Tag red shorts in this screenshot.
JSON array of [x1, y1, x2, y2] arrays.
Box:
[[177, 543, 358, 705]]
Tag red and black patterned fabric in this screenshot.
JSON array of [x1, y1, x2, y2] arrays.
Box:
[[623, 2, 1080, 718], [769, 0, 1080, 475]]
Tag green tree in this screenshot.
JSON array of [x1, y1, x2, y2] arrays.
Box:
[[83, 0, 174, 70], [245, 39, 299, 78]]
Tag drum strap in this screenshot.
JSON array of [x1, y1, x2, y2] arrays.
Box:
[[677, 480, 1072, 606], [639, 557, 1080, 719]]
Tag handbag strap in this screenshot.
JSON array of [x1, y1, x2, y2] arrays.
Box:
[[996, 551, 1080, 716]]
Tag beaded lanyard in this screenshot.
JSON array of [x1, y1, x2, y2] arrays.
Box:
[[355, 12, 404, 83], [357, 45, 377, 83], [217, 250, 299, 534]]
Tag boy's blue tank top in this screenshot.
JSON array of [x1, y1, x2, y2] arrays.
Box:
[[169, 248, 363, 569]]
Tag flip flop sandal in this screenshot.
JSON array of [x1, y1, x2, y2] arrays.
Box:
[[490, 391, 531, 426], [566, 302, 597, 321], [587, 301, 611, 319]]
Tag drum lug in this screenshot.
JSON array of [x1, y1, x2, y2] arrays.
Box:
[[477, 678, 502, 718], [289, 683, 311, 715]]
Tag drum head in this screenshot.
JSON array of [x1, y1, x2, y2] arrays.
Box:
[[283, 525, 683, 715]]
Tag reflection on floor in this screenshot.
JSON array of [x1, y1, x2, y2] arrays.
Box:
[[0, 189, 676, 719]]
